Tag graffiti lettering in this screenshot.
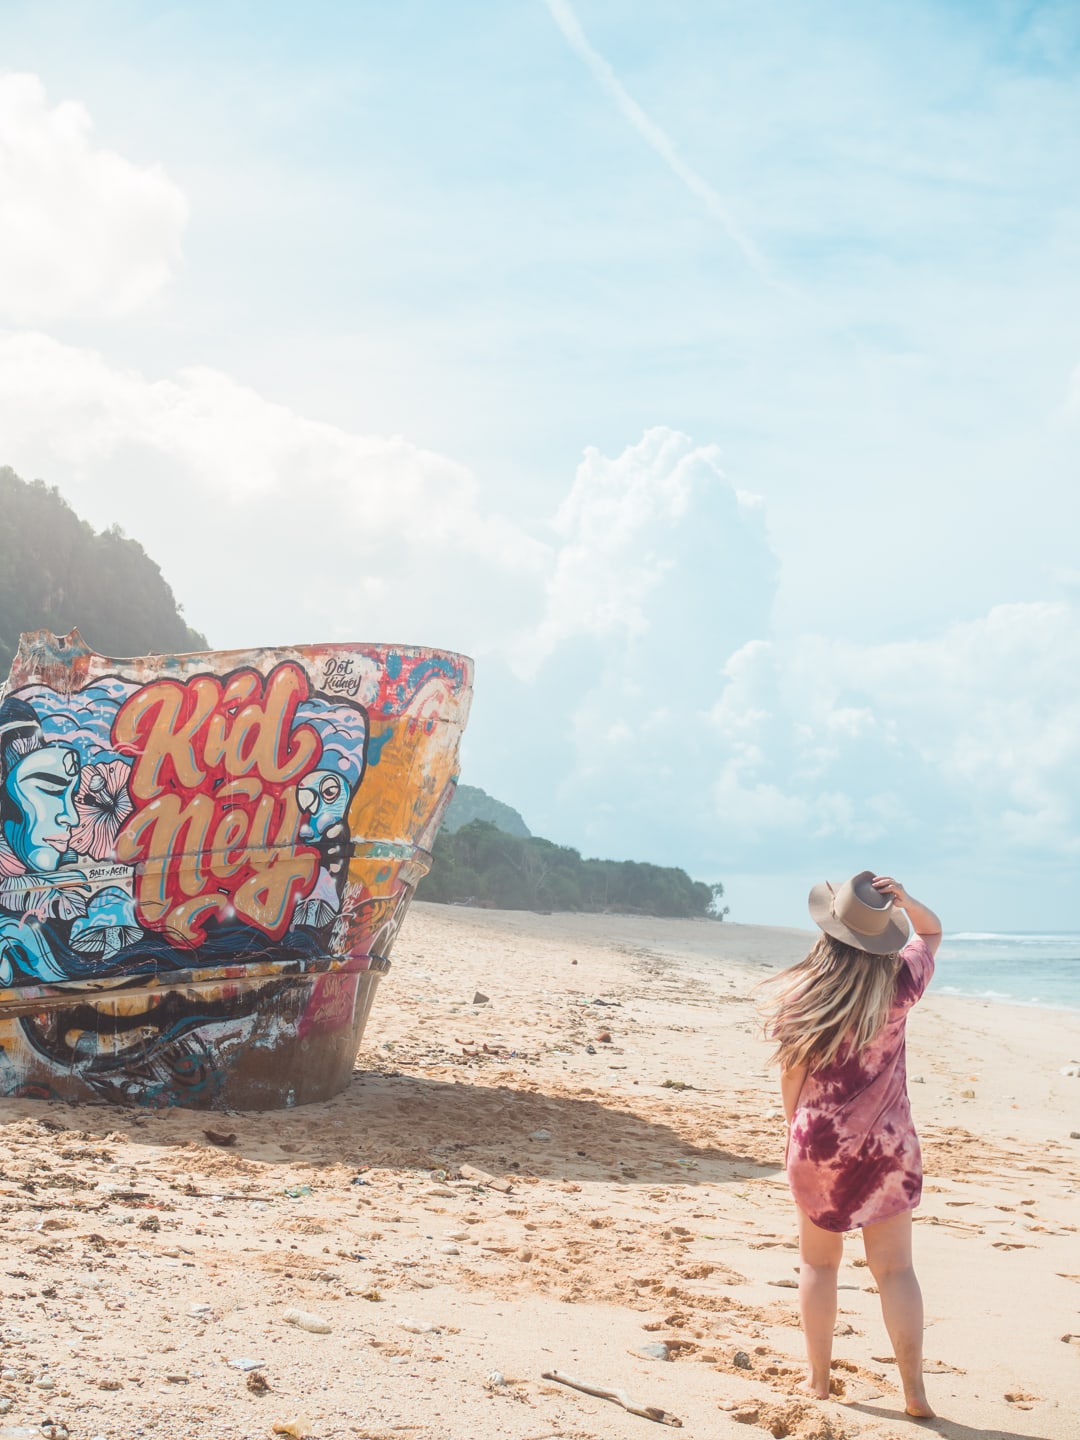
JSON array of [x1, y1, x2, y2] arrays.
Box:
[[112, 665, 321, 944], [115, 665, 319, 801], [322, 656, 362, 699]]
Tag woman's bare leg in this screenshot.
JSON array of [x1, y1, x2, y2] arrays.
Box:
[[796, 1207, 843, 1399], [862, 1211, 934, 1418]]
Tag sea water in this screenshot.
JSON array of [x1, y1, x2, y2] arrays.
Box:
[[934, 932, 1080, 1011]]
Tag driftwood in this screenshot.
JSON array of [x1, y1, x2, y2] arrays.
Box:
[[458, 1163, 514, 1193], [541, 1370, 682, 1427]]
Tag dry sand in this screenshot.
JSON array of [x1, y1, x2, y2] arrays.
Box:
[[0, 901, 1077, 1440]]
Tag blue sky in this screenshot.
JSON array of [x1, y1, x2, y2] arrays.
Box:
[[2, 1, 1079, 928]]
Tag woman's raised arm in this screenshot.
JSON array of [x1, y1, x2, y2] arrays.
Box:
[[872, 877, 942, 957]]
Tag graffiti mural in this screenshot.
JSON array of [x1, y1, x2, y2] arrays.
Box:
[[0, 630, 472, 1108]]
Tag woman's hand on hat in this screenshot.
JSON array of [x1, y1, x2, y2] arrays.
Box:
[[873, 876, 942, 953], [872, 875, 908, 908]]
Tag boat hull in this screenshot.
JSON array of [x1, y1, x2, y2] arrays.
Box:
[[0, 631, 471, 1108]]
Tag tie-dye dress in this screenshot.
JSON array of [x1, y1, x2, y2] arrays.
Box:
[[785, 936, 935, 1233]]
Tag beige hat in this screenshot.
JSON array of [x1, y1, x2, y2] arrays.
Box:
[[808, 870, 910, 955]]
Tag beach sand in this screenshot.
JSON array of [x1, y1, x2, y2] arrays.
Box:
[[0, 901, 1077, 1440]]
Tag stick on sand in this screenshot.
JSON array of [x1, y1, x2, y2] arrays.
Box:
[[541, 1370, 683, 1427]]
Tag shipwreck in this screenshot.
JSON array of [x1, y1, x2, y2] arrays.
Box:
[[0, 630, 472, 1109]]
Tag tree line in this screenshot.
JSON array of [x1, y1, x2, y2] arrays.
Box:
[[418, 820, 728, 919]]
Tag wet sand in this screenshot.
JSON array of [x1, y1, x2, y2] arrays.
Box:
[[0, 901, 1077, 1440]]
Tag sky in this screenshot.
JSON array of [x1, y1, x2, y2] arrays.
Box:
[[2, 0, 1079, 930]]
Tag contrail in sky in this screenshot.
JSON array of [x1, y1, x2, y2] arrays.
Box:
[[543, 0, 778, 288]]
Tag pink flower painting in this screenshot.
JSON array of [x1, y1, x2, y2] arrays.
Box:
[[72, 760, 134, 861]]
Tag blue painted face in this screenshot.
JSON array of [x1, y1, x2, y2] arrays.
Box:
[[2, 744, 81, 872], [297, 769, 349, 841]]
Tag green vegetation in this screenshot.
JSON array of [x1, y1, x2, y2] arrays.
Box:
[[0, 467, 207, 673], [419, 819, 728, 919], [443, 782, 531, 837]]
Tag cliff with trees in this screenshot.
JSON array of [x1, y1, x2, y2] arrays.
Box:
[[418, 819, 727, 919], [0, 466, 206, 673], [442, 783, 531, 837]]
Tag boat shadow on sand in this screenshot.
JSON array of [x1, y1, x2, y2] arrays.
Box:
[[0, 1067, 783, 1188]]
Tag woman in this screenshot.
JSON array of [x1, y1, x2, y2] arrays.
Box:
[[759, 871, 941, 1419]]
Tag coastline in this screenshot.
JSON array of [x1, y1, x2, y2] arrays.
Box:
[[0, 901, 1075, 1440]]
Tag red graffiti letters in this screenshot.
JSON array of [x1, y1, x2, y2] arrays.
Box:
[[113, 664, 321, 944]]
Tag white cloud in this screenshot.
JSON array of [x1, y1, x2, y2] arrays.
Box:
[[4, 325, 1079, 897], [0, 332, 548, 656], [530, 581, 1080, 876], [526, 428, 730, 671], [764, 604, 1080, 858], [515, 433, 780, 861], [0, 73, 187, 323]]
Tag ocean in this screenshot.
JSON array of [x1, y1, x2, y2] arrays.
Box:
[[934, 932, 1080, 1011]]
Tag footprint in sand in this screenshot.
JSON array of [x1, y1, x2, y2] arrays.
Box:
[[720, 1396, 854, 1438]]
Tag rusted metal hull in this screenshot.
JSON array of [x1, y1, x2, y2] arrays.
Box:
[[0, 631, 471, 1108], [0, 957, 390, 1109]]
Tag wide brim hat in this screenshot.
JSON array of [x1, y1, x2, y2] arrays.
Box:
[[808, 870, 909, 955]]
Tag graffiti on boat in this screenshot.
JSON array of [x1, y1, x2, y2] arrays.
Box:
[[0, 630, 472, 1107]]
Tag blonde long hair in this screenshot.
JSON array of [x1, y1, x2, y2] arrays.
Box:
[[758, 933, 902, 1072]]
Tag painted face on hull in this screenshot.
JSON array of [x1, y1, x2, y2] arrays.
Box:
[[297, 769, 349, 842], [3, 745, 81, 872]]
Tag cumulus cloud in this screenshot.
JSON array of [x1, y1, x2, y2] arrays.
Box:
[[511, 502, 1080, 885], [527, 429, 728, 667], [671, 601, 1080, 879], [0, 331, 548, 656], [0, 73, 187, 322], [3, 326, 1078, 904], [505, 430, 781, 862], [784, 604, 1080, 857], [533, 429, 775, 665]]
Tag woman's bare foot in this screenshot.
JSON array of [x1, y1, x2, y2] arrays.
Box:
[[904, 1395, 936, 1419], [796, 1377, 830, 1401]]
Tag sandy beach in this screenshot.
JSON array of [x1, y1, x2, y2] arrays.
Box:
[[0, 901, 1077, 1440]]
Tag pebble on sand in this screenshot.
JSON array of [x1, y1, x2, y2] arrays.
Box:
[[638, 1342, 671, 1361], [282, 1308, 332, 1334]]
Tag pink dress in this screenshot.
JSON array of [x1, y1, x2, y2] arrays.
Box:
[[786, 936, 934, 1233]]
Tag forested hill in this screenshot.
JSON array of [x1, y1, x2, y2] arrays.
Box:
[[443, 783, 531, 837], [419, 820, 728, 919], [0, 467, 207, 672]]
